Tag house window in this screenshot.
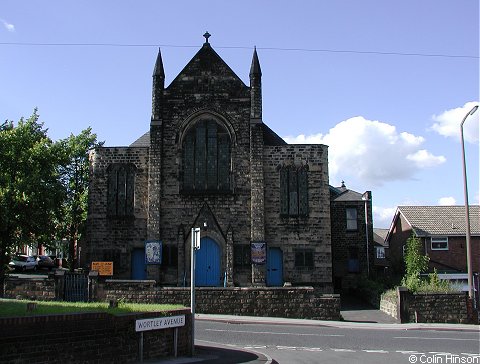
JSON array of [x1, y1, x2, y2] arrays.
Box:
[[234, 245, 251, 268], [376, 246, 385, 259], [162, 245, 178, 267], [182, 119, 231, 192], [431, 237, 448, 251], [280, 165, 308, 217], [346, 208, 358, 231], [295, 250, 314, 269], [107, 163, 136, 216]]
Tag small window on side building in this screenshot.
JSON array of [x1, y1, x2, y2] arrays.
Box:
[[376, 246, 385, 259], [234, 245, 251, 268], [346, 207, 358, 231], [294, 250, 314, 269], [162, 245, 178, 267], [347, 247, 360, 273]]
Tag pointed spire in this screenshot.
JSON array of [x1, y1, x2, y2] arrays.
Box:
[[152, 48, 164, 123], [249, 47, 262, 77], [153, 48, 165, 78], [249, 47, 262, 121]]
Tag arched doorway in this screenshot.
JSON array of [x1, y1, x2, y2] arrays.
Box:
[[195, 237, 221, 286]]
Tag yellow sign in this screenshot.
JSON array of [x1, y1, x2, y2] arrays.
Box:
[[91, 261, 113, 276]]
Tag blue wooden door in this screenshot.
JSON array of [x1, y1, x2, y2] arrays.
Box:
[[131, 248, 146, 280], [266, 247, 283, 286], [195, 237, 221, 286]]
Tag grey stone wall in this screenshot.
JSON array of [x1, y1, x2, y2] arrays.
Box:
[[101, 280, 341, 320], [407, 292, 469, 324], [379, 292, 398, 319], [4, 277, 55, 301]]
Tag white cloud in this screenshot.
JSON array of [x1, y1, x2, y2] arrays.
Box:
[[438, 196, 456, 205], [1, 19, 15, 32], [407, 150, 446, 168], [373, 205, 397, 227], [284, 116, 445, 186], [431, 101, 479, 144]]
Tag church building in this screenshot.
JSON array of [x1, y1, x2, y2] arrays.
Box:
[[85, 34, 348, 292]]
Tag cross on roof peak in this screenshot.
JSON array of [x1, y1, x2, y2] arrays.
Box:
[[203, 31, 211, 43]]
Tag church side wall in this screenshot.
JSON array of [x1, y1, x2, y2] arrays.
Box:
[[85, 147, 149, 278], [263, 145, 333, 291]]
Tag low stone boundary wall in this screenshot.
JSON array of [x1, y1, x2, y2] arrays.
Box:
[[379, 291, 398, 319], [4, 277, 55, 301], [101, 280, 341, 320], [402, 291, 469, 324], [0, 308, 191, 364], [4, 277, 474, 323]]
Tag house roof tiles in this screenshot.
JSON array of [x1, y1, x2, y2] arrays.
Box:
[[397, 205, 480, 236]]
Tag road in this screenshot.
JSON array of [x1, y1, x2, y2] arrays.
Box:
[[196, 317, 480, 364]]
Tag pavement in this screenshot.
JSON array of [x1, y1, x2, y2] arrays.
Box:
[[143, 342, 275, 364], [142, 299, 479, 364], [340, 294, 400, 324]]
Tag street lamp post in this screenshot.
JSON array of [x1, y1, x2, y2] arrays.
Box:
[[190, 227, 201, 356], [460, 104, 478, 300]]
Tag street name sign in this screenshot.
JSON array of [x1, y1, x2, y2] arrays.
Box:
[[135, 315, 185, 332]]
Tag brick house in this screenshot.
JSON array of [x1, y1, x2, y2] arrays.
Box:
[[372, 228, 389, 276], [84, 35, 335, 290], [386, 205, 480, 276], [329, 182, 374, 290]]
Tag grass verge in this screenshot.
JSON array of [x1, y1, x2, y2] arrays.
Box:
[[0, 298, 185, 317]]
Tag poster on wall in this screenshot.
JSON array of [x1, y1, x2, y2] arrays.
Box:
[[251, 241, 266, 265], [145, 240, 162, 264]]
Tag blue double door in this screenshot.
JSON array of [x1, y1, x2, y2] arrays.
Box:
[[195, 237, 221, 286]]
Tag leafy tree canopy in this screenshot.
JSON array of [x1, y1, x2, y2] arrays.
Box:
[[56, 128, 103, 268], [0, 110, 102, 292], [0, 110, 65, 255]]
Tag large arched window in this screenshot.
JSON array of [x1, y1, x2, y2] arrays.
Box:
[[107, 163, 136, 216], [182, 119, 231, 193], [280, 165, 308, 217]]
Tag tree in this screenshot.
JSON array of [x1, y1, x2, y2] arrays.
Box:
[[57, 128, 103, 271], [0, 110, 65, 296], [402, 233, 429, 292]]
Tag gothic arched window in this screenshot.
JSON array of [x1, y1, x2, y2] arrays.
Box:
[[280, 165, 308, 217], [107, 163, 136, 216], [182, 119, 231, 193]]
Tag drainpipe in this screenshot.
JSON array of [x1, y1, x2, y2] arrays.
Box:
[[362, 191, 372, 277]]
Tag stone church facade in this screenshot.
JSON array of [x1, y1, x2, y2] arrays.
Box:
[[85, 35, 335, 291]]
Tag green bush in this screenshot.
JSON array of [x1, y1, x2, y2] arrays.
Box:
[[402, 268, 458, 293], [416, 269, 457, 293]]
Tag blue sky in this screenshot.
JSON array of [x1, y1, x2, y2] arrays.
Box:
[[1, 1, 478, 228]]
